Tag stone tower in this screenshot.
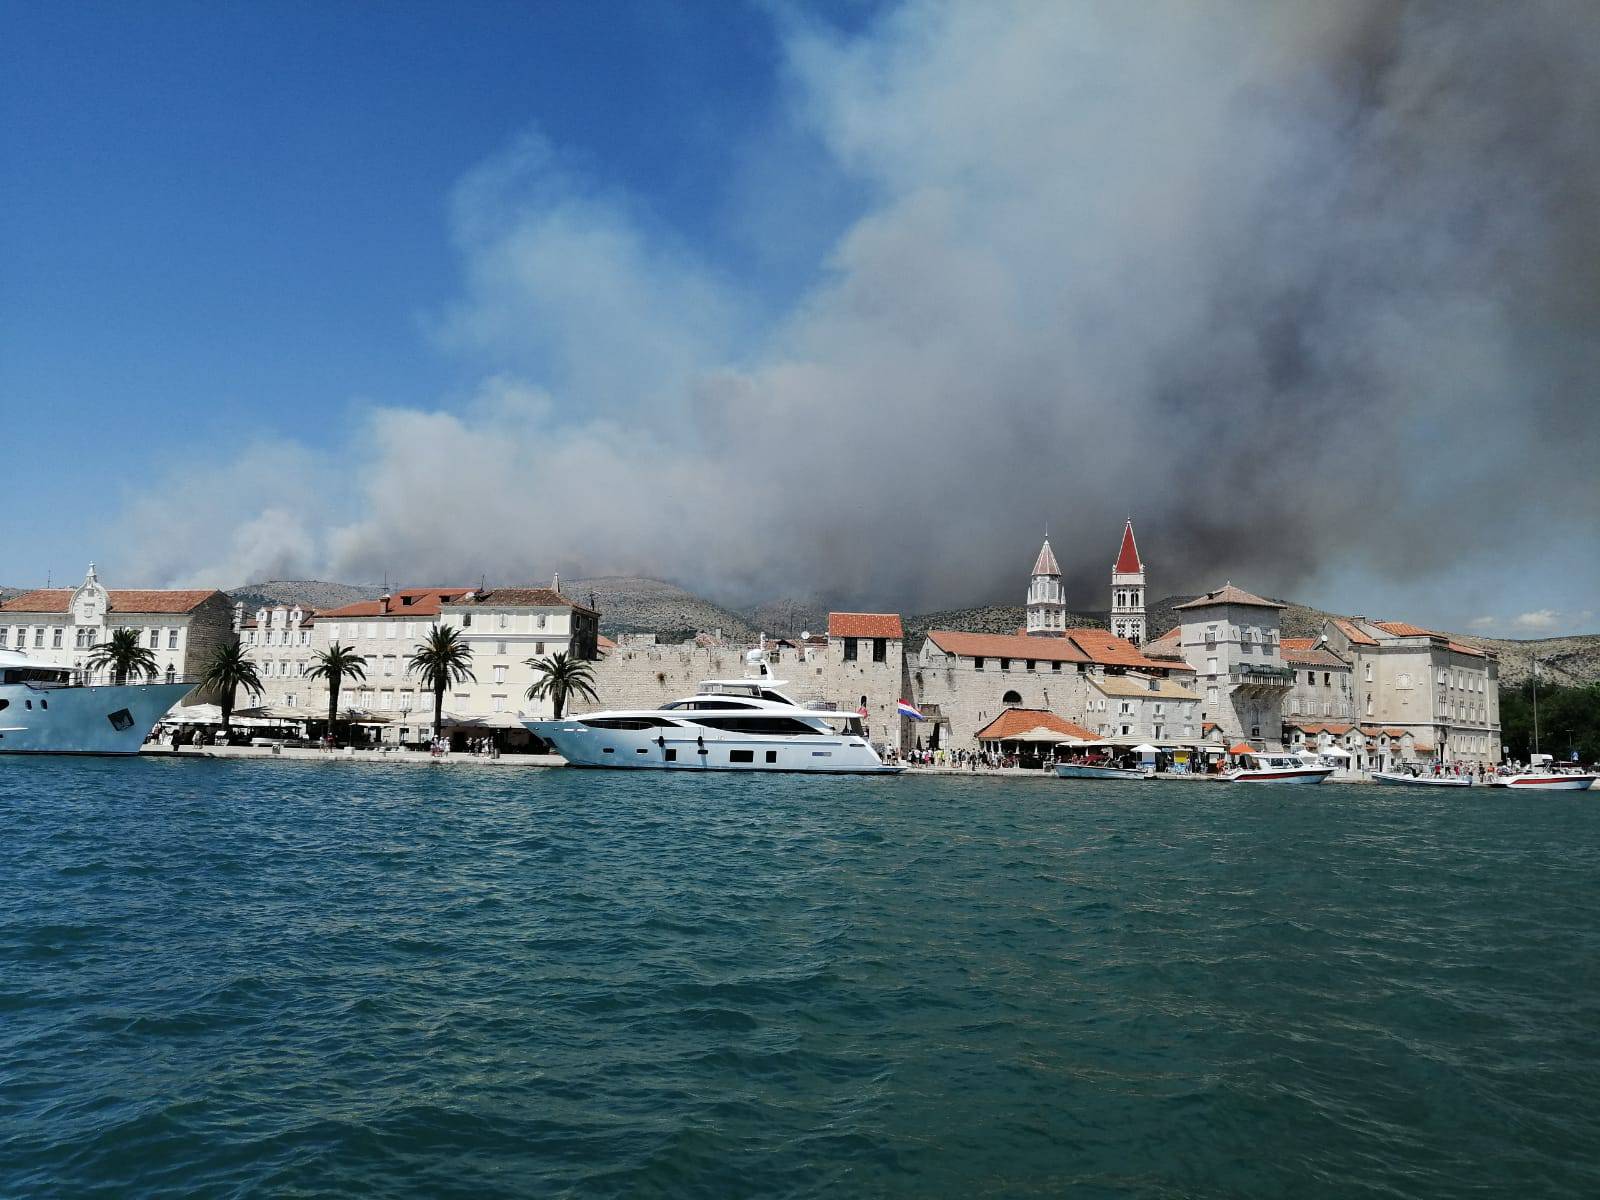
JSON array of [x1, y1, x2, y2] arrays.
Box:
[[1025, 536, 1066, 636], [1110, 519, 1146, 645]]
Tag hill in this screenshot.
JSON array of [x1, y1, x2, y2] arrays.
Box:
[[564, 577, 756, 642], [228, 580, 377, 612]]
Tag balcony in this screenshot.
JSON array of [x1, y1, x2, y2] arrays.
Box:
[[1228, 664, 1295, 695]]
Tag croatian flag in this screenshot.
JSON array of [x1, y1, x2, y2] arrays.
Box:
[[897, 699, 925, 721]]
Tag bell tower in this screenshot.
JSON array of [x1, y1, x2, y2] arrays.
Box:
[[1111, 519, 1146, 645], [1026, 536, 1066, 636]]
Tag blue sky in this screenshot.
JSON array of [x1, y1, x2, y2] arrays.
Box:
[[4, 2, 1596, 637]]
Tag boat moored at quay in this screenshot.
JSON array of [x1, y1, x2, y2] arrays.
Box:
[[0, 649, 194, 754], [1226, 752, 1334, 785], [524, 656, 904, 774]]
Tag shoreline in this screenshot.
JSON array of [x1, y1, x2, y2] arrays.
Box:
[[133, 744, 1409, 783]]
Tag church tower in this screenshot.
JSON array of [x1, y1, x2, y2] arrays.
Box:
[[1110, 520, 1146, 645], [1026, 536, 1066, 636]]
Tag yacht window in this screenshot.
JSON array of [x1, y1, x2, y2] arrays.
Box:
[[758, 691, 794, 705], [663, 749, 677, 762], [766, 751, 778, 763], [729, 750, 754, 764], [694, 716, 823, 736], [582, 717, 673, 730]]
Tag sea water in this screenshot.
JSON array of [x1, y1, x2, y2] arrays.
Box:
[[2, 758, 1597, 1198]]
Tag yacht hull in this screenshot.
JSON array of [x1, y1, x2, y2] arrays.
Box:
[[1226, 768, 1334, 784], [526, 720, 905, 774], [1489, 774, 1598, 791], [1054, 764, 1151, 781], [1372, 771, 1472, 788], [0, 682, 195, 755]]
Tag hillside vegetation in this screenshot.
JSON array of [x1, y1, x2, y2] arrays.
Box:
[[228, 581, 377, 612]]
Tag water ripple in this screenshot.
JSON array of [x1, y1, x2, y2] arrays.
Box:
[[2, 760, 1598, 1197]]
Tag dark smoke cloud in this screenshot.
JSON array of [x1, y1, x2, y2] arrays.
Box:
[[122, 1, 1600, 618]]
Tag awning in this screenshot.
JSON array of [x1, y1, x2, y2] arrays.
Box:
[[1228, 742, 1254, 755], [994, 725, 1079, 743], [444, 712, 527, 730]]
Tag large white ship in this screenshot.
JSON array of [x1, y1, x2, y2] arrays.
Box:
[[524, 654, 903, 774], [0, 649, 195, 754]]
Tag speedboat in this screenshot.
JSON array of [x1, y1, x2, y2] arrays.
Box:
[[0, 648, 195, 754], [1372, 770, 1472, 788], [523, 657, 904, 774], [1226, 752, 1334, 784], [1054, 762, 1152, 781], [1488, 771, 1598, 791]]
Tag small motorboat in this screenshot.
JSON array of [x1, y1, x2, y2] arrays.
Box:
[[1372, 771, 1472, 788], [1055, 762, 1152, 781], [1488, 772, 1598, 791], [1226, 752, 1334, 785]]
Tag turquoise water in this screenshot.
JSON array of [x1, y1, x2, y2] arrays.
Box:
[[3, 760, 1598, 1198]]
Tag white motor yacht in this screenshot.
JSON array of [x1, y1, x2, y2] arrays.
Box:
[[0, 649, 195, 754], [1226, 752, 1334, 784], [524, 654, 903, 774]]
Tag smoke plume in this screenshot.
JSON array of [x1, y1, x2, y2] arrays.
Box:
[[121, 0, 1600, 617]]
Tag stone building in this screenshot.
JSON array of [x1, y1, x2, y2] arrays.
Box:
[[912, 627, 1193, 751], [0, 563, 233, 689], [308, 587, 473, 739], [437, 585, 601, 722], [237, 602, 319, 709], [1171, 584, 1295, 747], [1321, 617, 1500, 766], [1084, 674, 1200, 742], [582, 612, 910, 750], [1280, 637, 1355, 726]]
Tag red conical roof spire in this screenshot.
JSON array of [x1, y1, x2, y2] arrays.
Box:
[[1114, 520, 1143, 574]]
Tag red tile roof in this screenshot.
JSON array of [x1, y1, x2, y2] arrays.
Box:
[[925, 628, 1187, 673], [828, 612, 904, 639], [1031, 538, 1061, 576], [1330, 617, 1379, 647], [445, 587, 598, 615], [1374, 621, 1440, 639], [1286, 721, 1356, 736], [318, 588, 472, 618], [928, 629, 1088, 663], [1114, 520, 1143, 574], [1174, 584, 1286, 610], [1280, 644, 1346, 668], [0, 588, 224, 615], [597, 634, 616, 651], [974, 708, 1098, 742]]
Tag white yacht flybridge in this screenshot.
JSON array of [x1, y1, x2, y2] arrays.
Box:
[[524, 648, 904, 774], [0, 648, 195, 755]]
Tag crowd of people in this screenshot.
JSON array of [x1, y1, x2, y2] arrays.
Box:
[[882, 746, 1020, 770]]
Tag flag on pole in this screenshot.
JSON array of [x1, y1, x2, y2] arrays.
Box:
[[897, 699, 925, 721]]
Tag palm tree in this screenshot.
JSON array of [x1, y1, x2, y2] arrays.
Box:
[[199, 641, 264, 733], [524, 651, 599, 719], [407, 626, 474, 739], [86, 627, 159, 685], [307, 642, 368, 744]]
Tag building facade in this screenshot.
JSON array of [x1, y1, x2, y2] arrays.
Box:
[[1172, 584, 1294, 746], [1322, 617, 1500, 766], [0, 564, 233, 690]]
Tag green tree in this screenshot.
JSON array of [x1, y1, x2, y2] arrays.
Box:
[[307, 642, 369, 744], [407, 626, 475, 739], [524, 651, 600, 719], [1500, 680, 1600, 764], [86, 627, 159, 685], [199, 640, 264, 732]]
